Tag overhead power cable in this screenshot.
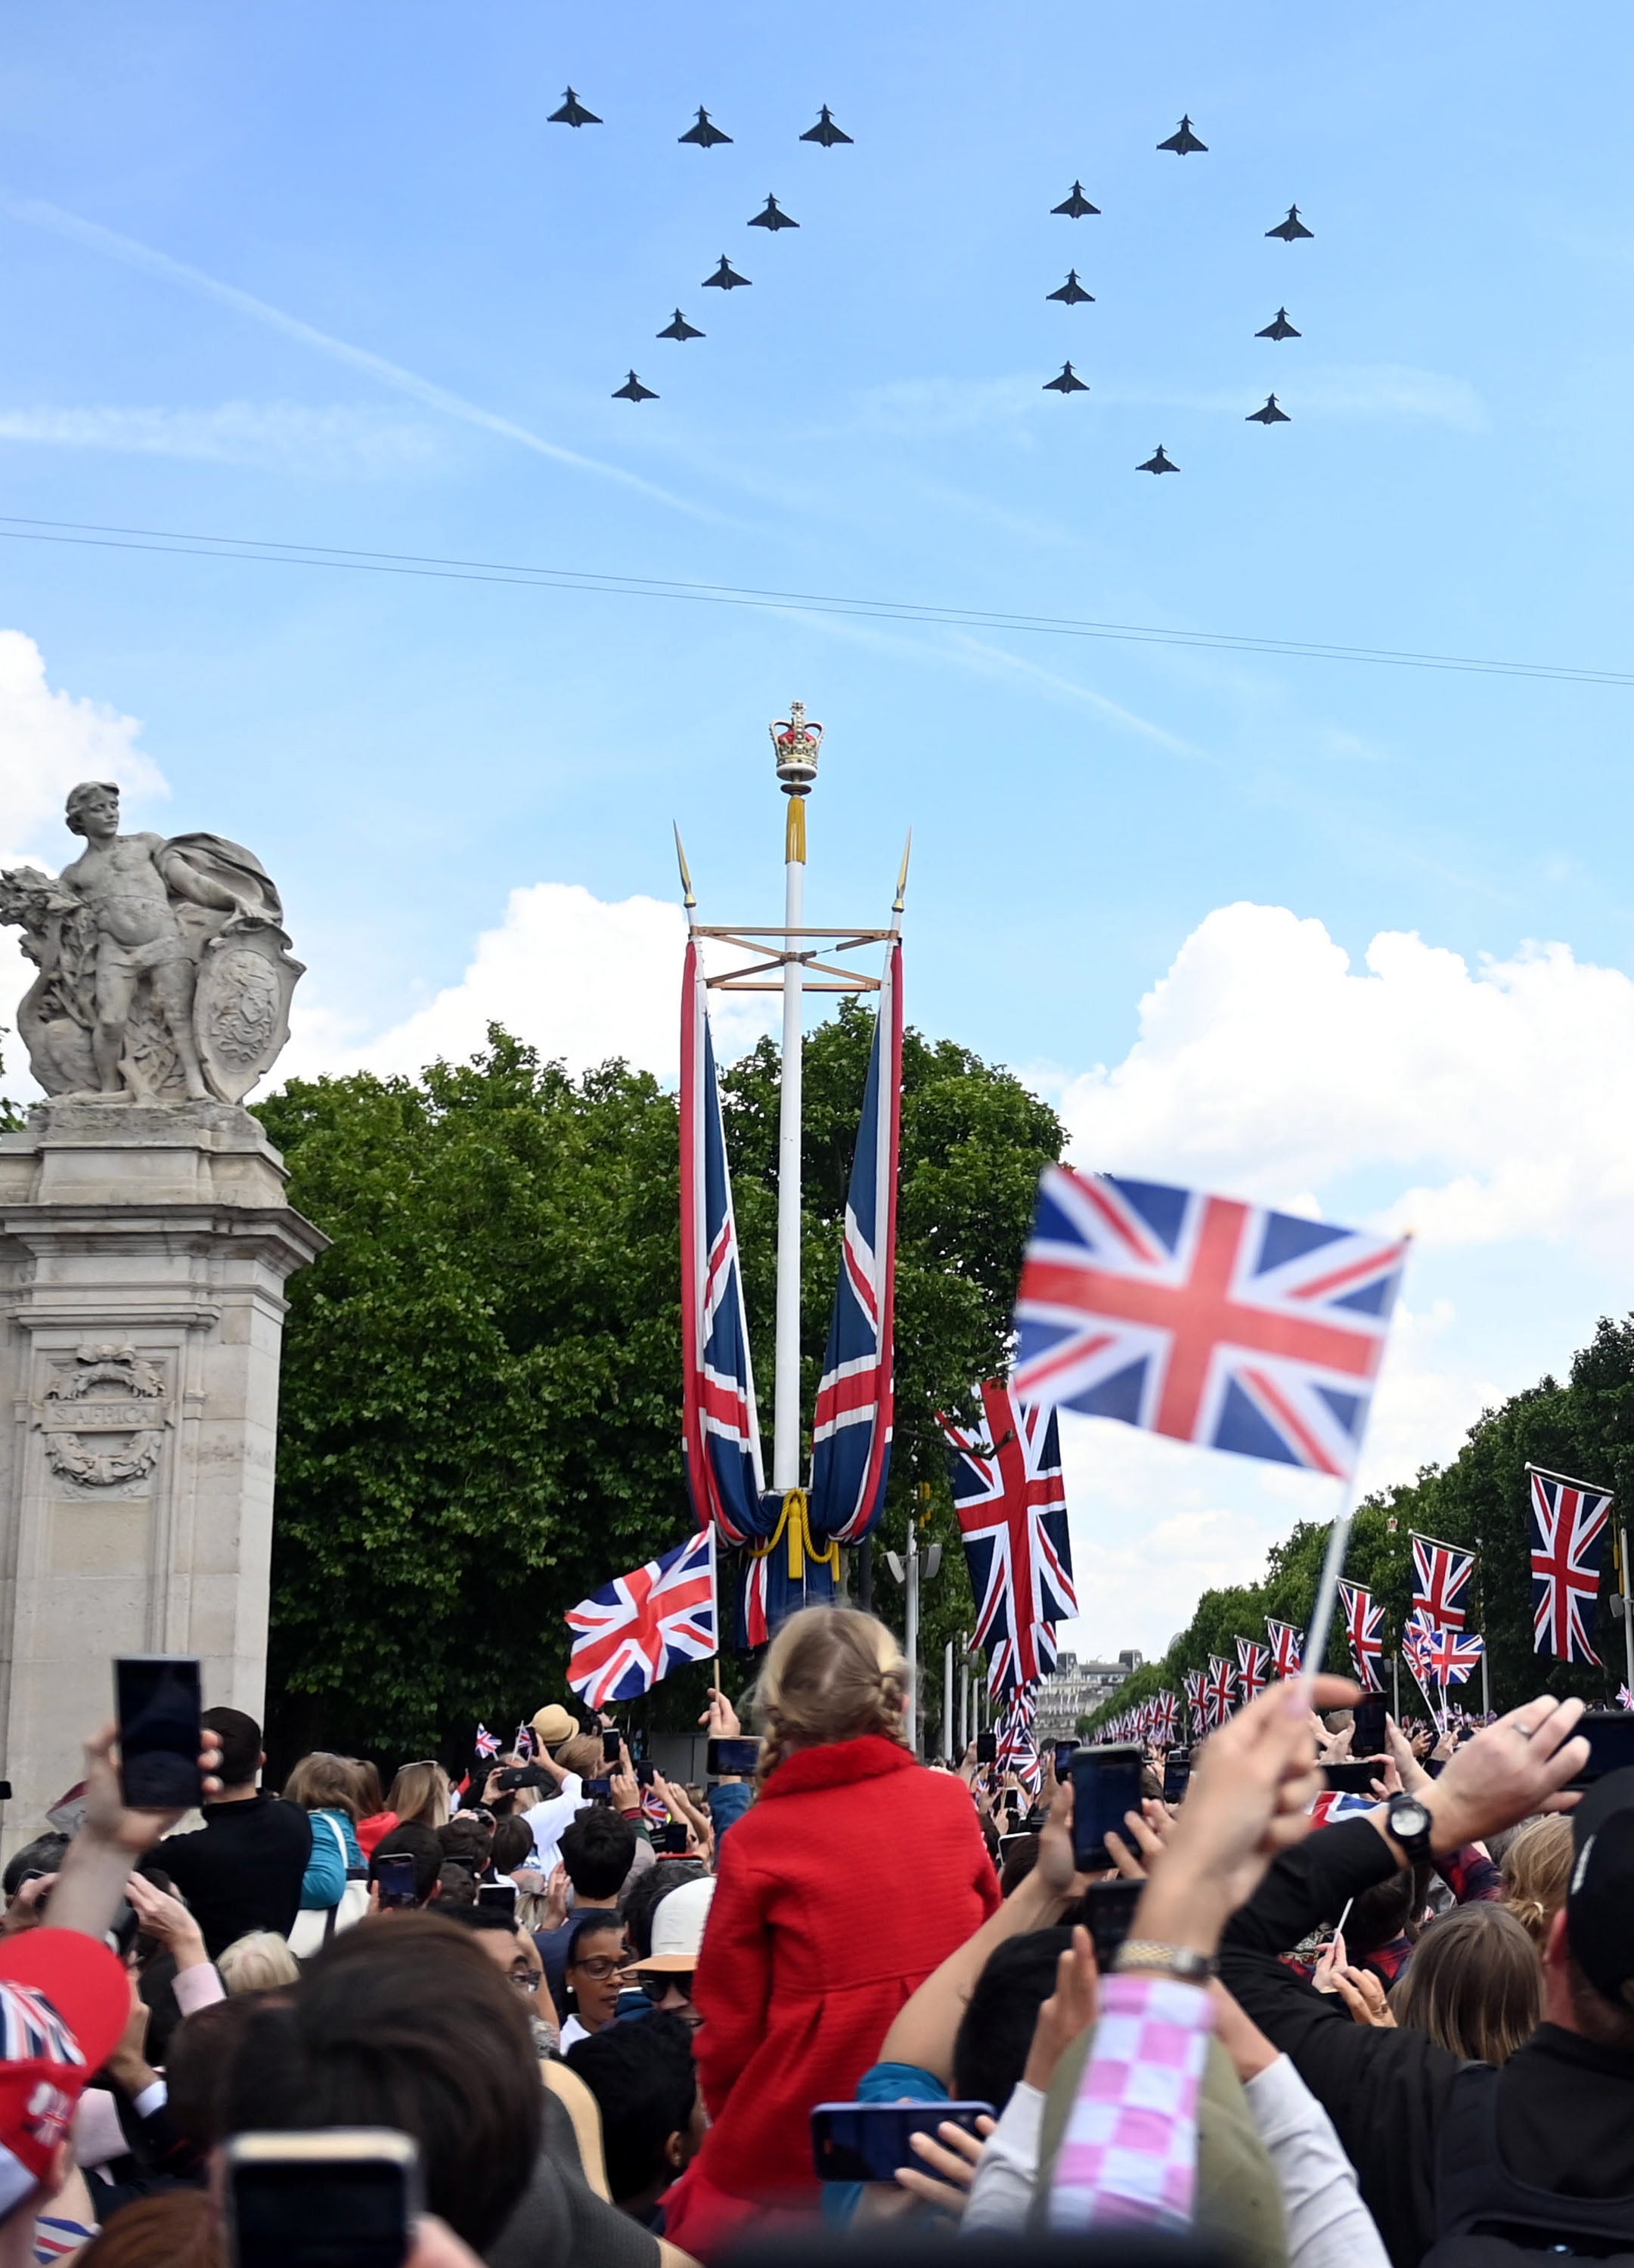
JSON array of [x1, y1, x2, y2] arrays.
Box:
[[0, 513, 1629, 689]]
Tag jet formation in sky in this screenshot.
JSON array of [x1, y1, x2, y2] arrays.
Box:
[[1050, 114, 1315, 472], [544, 91, 851, 405]]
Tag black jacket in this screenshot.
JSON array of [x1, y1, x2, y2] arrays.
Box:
[[158, 1792, 312, 1957], [1219, 1815, 1634, 2268]]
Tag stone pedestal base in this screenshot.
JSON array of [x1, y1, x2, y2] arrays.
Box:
[[0, 1101, 325, 1846]]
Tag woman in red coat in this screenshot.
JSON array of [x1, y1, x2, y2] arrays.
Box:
[[663, 1607, 1000, 2258]]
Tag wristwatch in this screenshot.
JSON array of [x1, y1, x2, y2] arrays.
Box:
[[1111, 1941, 1217, 1984], [1386, 1791, 1434, 1862]]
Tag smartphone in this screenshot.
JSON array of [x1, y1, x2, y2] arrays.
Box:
[[1567, 1710, 1634, 1787], [659, 1821, 690, 1855], [706, 1737, 761, 1777], [997, 1830, 1037, 1866], [115, 1656, 203, 1811], [1084, 1878, 1143, 1969], [975, 1733, 997, 1765], [602, 1730, 622, 1765], [225, 2129, 420, 2268], [1353, 1694, 1388, 1756], [1053, 1740, 1080, 1774], [584, 1777, 613, 1802], [1322, 1761, 1381, 1796], [1162, 1750, 1192, 1805], [810, 2101, 996, 2186], [1069, 1744, 1145, 1871], [476, 1882, 517, 1918], [374, 1854, 418, 1909], [634, 1759, 656, 1787], [496, 1765, 551, 1792]]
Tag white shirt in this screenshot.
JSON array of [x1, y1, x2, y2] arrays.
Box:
[[526, 1774, 585, 1873], [559, 2014, 590, 2053]]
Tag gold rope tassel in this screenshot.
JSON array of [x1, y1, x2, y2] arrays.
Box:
[[784, 796, 808, 866], [749, 1486, 839, 1582]]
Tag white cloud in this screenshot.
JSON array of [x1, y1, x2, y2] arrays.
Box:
[[1052, 902, 1634, 1258], [0, 401, 439, 473], [0, 630, 166, 866], [284, 883, 780, 1088]]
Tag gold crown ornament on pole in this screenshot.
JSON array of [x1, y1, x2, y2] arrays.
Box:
[[770, 701, 823, 794]]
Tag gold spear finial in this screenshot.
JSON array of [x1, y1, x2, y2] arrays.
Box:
[[673, 822, 696, 912], [892, 829, 913, 918]]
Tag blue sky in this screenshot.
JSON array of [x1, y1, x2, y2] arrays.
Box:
[[7, 2, 1634, 1658]]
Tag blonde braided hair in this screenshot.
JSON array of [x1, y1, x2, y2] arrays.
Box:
[[752, 1607, 909, 1786], [1501, 1813, 1574, 1947]]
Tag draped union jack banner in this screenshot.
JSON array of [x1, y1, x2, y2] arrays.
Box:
[[1412, 1535, 1475, 1633], [1266, 1619, 1304, 1679], [1013, 1170, 1407, 1478], [1183, 1668, 1207, 1740], [942, 1380, 1077, 1694], [808, 938, 903, 1548], [1151, 1690, 1179, 1745], [566, 1527, 718, 1709], [1205, 1654, 1238, 1730], [1236, 1637, 1270, 1702], [680, 940, 768, 1549], [1527, 1467, 1611, 1665], [995, 1686, 1042, 1791], [1338, 1579, 1385, 1692]]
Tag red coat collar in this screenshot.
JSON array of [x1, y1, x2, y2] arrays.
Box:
[[760, 1733, 915, 1799]]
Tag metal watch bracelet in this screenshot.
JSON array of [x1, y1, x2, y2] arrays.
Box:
[[1110, 1941, 1218, 1984]]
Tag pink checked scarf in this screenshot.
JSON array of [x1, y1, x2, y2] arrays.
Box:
[[1048, 1972, 1214, 2230]]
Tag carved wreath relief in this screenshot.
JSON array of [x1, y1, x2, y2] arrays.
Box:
[[36, 1343, 171, 1489]]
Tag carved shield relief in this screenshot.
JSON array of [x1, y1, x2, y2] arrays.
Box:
[[193, 924, 305, 1104]]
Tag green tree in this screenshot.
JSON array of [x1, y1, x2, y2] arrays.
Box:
[[257, 1015, 1062, 1761], [1080, 1315, 1634, 1737]]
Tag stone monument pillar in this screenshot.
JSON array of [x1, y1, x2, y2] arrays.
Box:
[[0, 783, 322, 1839]]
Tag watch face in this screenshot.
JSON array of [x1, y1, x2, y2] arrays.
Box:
[[1393, 1797, 1430, 1838]]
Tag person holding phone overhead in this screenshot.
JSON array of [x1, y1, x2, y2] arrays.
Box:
[[662, 1609, 999, 2260], [157, 1707, 312, 1959]]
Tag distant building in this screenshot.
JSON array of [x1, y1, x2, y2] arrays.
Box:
[[1034, 1649, 1143, 1739]]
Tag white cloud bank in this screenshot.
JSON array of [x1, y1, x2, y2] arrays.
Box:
[[0, 630, 166, 868]]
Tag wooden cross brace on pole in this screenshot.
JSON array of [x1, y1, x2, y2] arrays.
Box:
[[691, 924, 896, 993]]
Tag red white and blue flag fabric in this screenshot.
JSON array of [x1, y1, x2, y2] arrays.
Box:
[[942, 1379, 1077, 1696], [1405, 1608, 1484, 1687], [680, 941, 767, 1549], [513, 1723, 537, 1760], [566, 1527, 718, 1710], [995, 1687, 1041, 1791], [1151, 1690, 1179, 1745], [1620, 1684, 1634, 1712], [1527, 1467, 1611, 1666], [473, 1724, 501, 1760], [1338, 1579, 1385, 1691], [1236, 1637, 1270, 1702], [1266, 1619, 1304, 1679], [808, 939, 903, 1548], [1013, 1170, 1406, 1478], [1412, 1535, 1475, 1633], [1205, 1654, 1238, 1730], [1183, 1668, 1207, 1740]]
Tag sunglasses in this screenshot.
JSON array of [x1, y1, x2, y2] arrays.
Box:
[[640, 1972, 696, 2003]]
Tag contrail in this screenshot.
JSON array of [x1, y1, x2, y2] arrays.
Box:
[[1, 194, 717, 520]]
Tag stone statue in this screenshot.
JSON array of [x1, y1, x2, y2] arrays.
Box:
[[0, 781, 302, 1104]]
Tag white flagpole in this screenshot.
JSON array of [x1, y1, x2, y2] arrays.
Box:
[[771, 788, 806, 1495], [1301, 1480, 1360, 1703]]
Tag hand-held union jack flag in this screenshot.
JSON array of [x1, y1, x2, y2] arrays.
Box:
[[995, 1686, 1042, 1792], [1412, 1535, 1475, 1633], [1527, 1467, 1611, 1665], [1338, 1580, 1385, 1692], [1013, 1170, 1406, 1478], [942, 1380, 1077, 1694], [1405, 1608, 1484, 1687], [808, 939, 903, 1546], [1236, 1637, 1270, 1702], [1266, 1619, 1304, 1679], [566, 1527, 718, 1710], [681, 943, 767, 1548], [473, 1724, 501, 1760]]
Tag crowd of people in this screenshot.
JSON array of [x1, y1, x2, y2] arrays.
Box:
[[0, 1603, 1626, 2265]]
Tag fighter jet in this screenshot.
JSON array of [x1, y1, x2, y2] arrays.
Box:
[[1052, 180, 1101, 217], [801, 105, 853, 147], [1043, 361, 1089, 394], [679, 107, 732, 148], [1246, 393, 1291, 423], [1137, 445, 1179, 474], [657, 310, 704, 342], [748, 194, 799, 231], [1256, 306, 1301, 341], [548, 88, 601, 127], [1266, 205, 1313, 242], [702, 256, 751, 290], [1047, 268, 1095, 305], [1158, 115, 1207, 154], [612, 372, 658, 402]]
